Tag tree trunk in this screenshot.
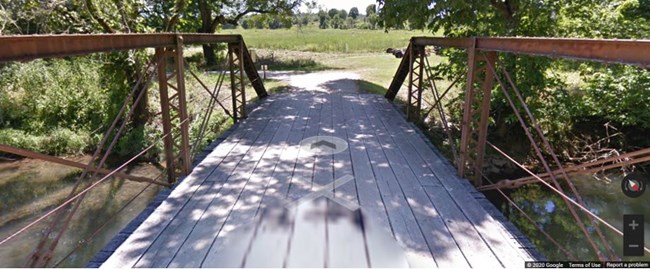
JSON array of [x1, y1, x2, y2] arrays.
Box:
[[198, 0, 219, 68], [202, 44, 218, 68]]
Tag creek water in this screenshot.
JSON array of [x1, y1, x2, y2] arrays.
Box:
[[505, 172, 649, 261], [0, 157, 164, 267]]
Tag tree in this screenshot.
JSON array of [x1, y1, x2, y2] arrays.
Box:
[[318, 9, 329, 28], [349, 7, 359, 19], [180, 0, 302, 67], [328, 8, 338, 18], [338, 9, 347, 19], [330, 14, 342, 29], [83, 0, 185, 128], [365, 4, 376, 16], [367, 13, 379, 29]]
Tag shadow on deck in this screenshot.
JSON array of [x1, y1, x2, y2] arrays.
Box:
[[91, 79, 542, 268]]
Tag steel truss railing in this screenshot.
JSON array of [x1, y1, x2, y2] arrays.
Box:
[[385, 36, 650, 261], [0, 33, 268, 267]]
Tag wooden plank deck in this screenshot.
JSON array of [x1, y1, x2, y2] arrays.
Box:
[[98, 91, 541, 268]]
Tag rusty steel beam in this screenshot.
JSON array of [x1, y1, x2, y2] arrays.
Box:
[[473, 52, 497, 186], [479, 148, 650, 191], [458, 38, 478, 177], [0, 144, 169, 187], [0, 34, 241, 63], [175, 36, 192, 176], [411, 37, 473, 48], [156, 48, 176, 183], [411, 36, 650, 67]]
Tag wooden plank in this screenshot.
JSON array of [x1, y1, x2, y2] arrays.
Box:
[[258, 92, 313, 208], [364, 95, 503, 268], [100, 98, 279, 268], [133, 181, 219, 267], [362, 126, 438, 268], [202, 94, 304, 267], [285, 94, 327, 267], [243, 207, 296, 267], [350, 95, 438, 268], [345, 95, 390, 231], [240, 93, 313, 267], [166, 97, 292, 267], [323, 94, 368, 267], [133, 98, 284, 267], [285, 197, 328, 267], [331, 94, 357, 205], [359, 204, 410, 268], [286, 98, 321, 201], [344, 95, 416, 268], [325, 200, 368, 267], [369, 95, 533, 265]]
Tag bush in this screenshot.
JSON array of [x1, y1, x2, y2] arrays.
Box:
[[42, 127, 89, 155], [0, 58, 109, 133], [0, 127, 90, 155], [0, 57, 111, 155]]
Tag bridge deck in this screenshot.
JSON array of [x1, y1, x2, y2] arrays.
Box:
[[99, 90, 539, 268]]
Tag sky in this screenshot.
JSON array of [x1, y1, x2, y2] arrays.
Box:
[[300, 0, 378, 15]]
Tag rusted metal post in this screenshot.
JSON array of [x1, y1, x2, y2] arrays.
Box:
[[473, 52, 497, 186], [174, 35, 192, 176], [157, 47, 176, 183], [238, 41, 247, 119], [458, 38, 477, 177], [416, 46, 425, 115], [228, 41, 247, 121], [406, 44, 425, 122], [407, 43, 415, 120]]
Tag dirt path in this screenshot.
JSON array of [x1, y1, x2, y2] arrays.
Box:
[[267, 71, 361, 94]]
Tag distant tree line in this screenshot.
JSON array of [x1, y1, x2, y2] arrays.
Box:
[[237, 4, 384, 30]]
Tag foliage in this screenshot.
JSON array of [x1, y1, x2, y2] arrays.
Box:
[[327, 8, 338, 18], [0, 58, 108, 133], [378, 0, 650, 155], [578, 66, 650, 128], [0, 128, 92, 155], [365, 4, 377, 15], [349, 7, 359, 20]]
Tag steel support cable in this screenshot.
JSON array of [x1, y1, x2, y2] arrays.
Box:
[[421, 68, 465, 120], [189, 91, 217, 159], [185, 59, 230, 121], [182, 62, 229, 159], [487, 141, 650, 256], [52, 168, 169, 267], [189, 66, 232, 147], [482, 57, 608, 261], [423, 57, 459, 164], [500, 68, 618, 260], [0, 117, 189, 249], [476, 168, 579, 260], [28, 58, 159, 267], [29, 60, 160, 267]]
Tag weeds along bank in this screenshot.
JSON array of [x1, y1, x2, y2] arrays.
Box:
[[0, 55, 231, 159]]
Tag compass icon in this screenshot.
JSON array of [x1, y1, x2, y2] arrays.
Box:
[[622, 171, 647, 198]]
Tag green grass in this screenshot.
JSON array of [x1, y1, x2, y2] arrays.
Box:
[[222, 27, 431, 53]]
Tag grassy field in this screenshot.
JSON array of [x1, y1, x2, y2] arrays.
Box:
[[222, 27, 433, 53]]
